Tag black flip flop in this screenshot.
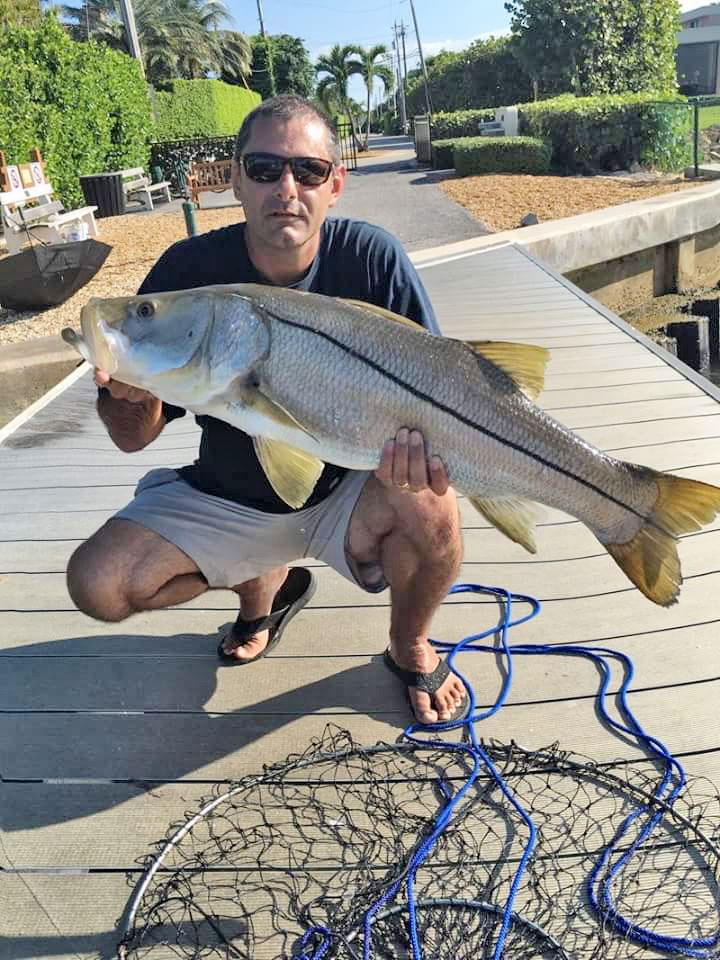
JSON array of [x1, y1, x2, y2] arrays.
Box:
[[217, 567, 316, 666], [383, 647, 470, 724]]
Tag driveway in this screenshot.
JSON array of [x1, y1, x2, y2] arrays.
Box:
[[333, 135, 491, 251]]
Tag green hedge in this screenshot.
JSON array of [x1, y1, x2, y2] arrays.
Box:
[[453, 137, 552, 176], [519, 93, 693, 173], [431, 139, 462, 169], [431, 109, 495, 140], [152, 79, 261, 140], [405, 37, 533, 115], [0, 15, 152, 209]]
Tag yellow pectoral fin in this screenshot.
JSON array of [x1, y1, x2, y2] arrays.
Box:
[[465, 341, 549, 402], [339, 298, 423, 330], [467, 496, 542, 553], [242, 387, 317, 439], [253, 436, 325, 509]]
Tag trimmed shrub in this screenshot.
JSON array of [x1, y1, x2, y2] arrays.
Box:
[[519, 93, 693, 173], [431, 109, 495, 140], [431, 139, 461, 169], [152, 79, 261, 140], [453, 137, 552, 176], [0, 15, 152, 209]]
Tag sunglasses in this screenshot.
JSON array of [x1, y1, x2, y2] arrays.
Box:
[[242, 152, 334, 186]]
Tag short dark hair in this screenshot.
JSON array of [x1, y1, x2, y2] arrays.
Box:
[[233, 95, 342, 165]]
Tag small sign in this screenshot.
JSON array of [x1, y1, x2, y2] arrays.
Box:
[[30, 162, 44, 185], [6, 165, 21, 191], [20, 165, 34, 187]]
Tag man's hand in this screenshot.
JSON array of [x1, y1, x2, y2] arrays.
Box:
[[375, 428, 449, 496], [94, 369, 155, 404], [95, 369, 165, 452]]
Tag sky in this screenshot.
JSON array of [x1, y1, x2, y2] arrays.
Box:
[[222, 0, 707, 102], [60, 0, 710, 103]]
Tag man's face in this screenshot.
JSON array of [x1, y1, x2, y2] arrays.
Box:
[[232, 116, 346, 254]]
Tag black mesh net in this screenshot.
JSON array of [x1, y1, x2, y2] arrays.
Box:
[[117, 726, 720, 960]]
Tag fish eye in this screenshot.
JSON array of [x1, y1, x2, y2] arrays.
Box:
[[137, 301, 154, 319]]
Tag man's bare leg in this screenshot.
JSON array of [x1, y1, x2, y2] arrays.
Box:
[[347, 473, 465, 724], [67, 519, 285, 630]]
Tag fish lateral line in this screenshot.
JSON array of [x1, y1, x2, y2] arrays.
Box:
[[264, 308, 661, 530]]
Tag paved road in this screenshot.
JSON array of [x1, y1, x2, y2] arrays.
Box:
[[333, 136, 490, 251]]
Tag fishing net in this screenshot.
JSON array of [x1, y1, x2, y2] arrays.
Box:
[[117, 725, 720, 960]]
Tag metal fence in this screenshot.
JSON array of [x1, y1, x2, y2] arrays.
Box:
[[336, 121, 357, 171], [647, 96, 720, 177], [149, 135, 235, 195], [689, 95, 720, 176]]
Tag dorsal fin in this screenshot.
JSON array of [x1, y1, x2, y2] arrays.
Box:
[[465, 341, 549, 401], [339, 298, 423, 330]]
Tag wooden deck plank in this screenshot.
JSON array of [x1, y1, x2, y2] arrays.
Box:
[[2, 874, 126, 960], [3, 242, 720, 960], [3, 613, 719, 717], [1, 675, 718, 781]]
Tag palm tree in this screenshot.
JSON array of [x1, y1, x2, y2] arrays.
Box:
[[58, 0, 251, 88], [351, 44, 394, 150], [315, 44, 364, 149]]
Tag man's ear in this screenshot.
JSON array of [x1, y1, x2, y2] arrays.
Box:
[[328, 163, 347, 208], [230, 157, 243, 203]]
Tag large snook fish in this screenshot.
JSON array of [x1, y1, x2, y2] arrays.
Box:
[[62, 283, 720, 607]]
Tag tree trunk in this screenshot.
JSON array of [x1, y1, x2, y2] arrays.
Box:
[[344, 97, 364, 151], [365, 89, 371, 150]]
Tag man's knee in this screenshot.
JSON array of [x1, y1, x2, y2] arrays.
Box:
[[67, 538, 133, 622]]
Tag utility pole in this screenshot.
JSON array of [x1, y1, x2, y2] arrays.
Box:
[[393, 22, 407, 133], [255, 0, 267, 36], [389, 40, 398, 118], [400, 21, 408, 91], [255, 0, 276, 96], [408, 0, 432, 119], [118, 0, 144, 74]]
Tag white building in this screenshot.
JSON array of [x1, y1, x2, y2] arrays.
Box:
[[677, 4, 720, 94]]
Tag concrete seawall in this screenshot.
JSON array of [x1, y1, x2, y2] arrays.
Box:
[[0, 335, 79, 428], [412, 178, 720, 313]]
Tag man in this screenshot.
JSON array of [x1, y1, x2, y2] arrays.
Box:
[[67, 95, 467, 724]]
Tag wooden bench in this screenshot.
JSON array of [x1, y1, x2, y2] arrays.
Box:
[[0, 181, 98, 255], [120, 167, 172, 212], [187, 159, 233, 207]]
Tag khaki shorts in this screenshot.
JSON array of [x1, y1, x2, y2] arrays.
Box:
[[114, 467, 386, 592]]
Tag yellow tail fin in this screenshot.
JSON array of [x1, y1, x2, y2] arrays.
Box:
[[605, 473, 720, 606]]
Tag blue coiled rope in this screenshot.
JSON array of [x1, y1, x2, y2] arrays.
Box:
[[300, 581, 720, 960]]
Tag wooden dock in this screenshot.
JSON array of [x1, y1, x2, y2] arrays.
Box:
[[2, 241, 719, 959]]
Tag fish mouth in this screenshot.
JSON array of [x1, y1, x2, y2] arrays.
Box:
[[61, 327, 91, 362], [66, 299, 121, 374]]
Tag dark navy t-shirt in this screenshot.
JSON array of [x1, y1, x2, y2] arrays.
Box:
[[137, 217, 439, 512]]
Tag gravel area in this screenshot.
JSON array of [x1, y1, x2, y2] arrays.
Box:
[[0, 206, 245, 344], [0, 166, 709, 345], [437, 172, 703, 232]]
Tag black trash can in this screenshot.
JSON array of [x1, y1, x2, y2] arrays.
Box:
[[79, 172, 126, 218]]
